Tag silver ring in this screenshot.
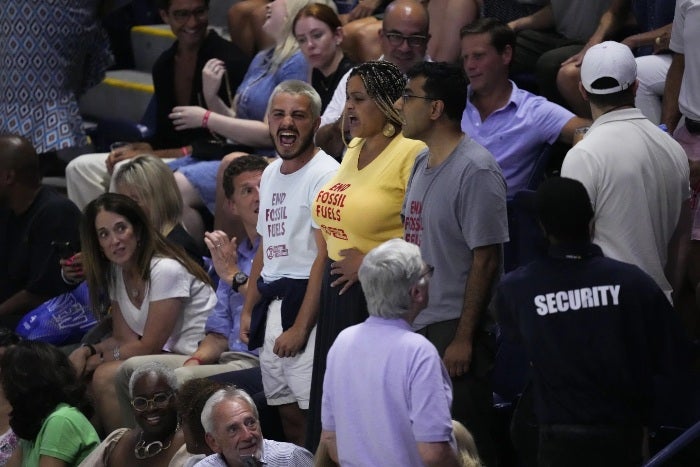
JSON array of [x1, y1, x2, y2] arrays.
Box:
[[215, 243, 222, 248]]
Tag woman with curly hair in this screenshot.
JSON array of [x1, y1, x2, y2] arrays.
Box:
[[175, 378, 224, 464], [1, 340, 99, 466], [307, 60, 426, 449]]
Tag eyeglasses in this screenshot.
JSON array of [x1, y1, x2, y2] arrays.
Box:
[[402, 93, 436, 104], [383, 32, 428, 48], [170, 6, 208, 22], [131, 392, 174, 412]]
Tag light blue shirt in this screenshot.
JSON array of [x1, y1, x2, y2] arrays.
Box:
[[461, 81, 574, 195], [204, 237, 259, 354]]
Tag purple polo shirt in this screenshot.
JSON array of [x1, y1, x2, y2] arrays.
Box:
[[322, 316, 454, 466], [461, 81, 574, 195], [204, 236, 259, 354]]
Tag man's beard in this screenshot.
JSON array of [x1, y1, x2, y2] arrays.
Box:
[[274, 129, 316, 160]]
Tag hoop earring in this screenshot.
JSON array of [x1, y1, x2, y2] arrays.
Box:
[[382, 122, 396, 138]]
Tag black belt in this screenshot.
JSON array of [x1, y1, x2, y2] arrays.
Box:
[[686, 117, 700, 135]]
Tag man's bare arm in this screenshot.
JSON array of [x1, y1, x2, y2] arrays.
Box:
[[661, 52, 684, 133], [443, 244, 500, 377]]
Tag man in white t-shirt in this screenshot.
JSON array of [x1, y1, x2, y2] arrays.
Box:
[[561, 41, 690, 301], [240, 80, 339, 446]]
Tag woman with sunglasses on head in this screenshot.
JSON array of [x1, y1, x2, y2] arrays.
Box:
[[2, 340, 99, 466], [68, 193, 216, 435], [79, 362, 187, 467], [293, 3, 355, 112], [307, 60, 426, 450]]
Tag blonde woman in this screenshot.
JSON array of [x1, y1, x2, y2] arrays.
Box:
[[113, 155, 204, 264]]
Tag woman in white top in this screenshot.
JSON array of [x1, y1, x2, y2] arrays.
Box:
[[69, 193, 216, 434]]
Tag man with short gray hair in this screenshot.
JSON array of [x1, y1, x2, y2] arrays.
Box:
[[196, 387, 312, 467], [320, 239, 460, 467]]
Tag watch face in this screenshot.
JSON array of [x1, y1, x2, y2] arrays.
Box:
[[234, 272, 249, 284]]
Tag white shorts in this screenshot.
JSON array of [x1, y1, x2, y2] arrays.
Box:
[[259, 300, 316, 408]]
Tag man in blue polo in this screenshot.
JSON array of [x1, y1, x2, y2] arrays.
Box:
[[460, 18, 590, 195], [493, 177, 688, 466]]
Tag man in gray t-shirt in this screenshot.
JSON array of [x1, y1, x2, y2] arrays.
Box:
[[396, 62, 509, 467]]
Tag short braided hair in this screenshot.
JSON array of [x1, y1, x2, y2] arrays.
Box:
[[349, 61, 406, 129]]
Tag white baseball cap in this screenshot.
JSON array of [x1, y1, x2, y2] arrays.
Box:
[[580, 41, 637, 95]]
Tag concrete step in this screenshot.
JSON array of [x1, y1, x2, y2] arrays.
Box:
[[79, 70, 153, 122]]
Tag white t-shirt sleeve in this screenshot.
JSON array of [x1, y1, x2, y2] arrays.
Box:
[[320, 69, 351, 127], [149, 258, 193, 301]]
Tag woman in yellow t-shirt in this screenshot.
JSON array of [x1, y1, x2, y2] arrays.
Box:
[[308, 60, 426, 447]]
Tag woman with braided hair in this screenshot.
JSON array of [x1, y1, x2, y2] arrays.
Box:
[[307, 60, 426, 450]]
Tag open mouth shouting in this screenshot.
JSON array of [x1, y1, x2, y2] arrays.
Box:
[[277, 129, 299, 148]]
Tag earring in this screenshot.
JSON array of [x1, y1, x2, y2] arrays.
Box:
[[382, 122, 396, 138]]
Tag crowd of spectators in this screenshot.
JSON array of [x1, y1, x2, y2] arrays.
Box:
[[1, 0, 700, 465]]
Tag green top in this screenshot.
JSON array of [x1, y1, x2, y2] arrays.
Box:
[[20, 403, 99, 466]]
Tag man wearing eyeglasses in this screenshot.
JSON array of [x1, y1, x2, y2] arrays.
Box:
[[320, 239, 461, 466], [66, 0, 250, 210], [315, 0, 430, 159], [395, 61, 507, 467], [197, 387, 313, 467]]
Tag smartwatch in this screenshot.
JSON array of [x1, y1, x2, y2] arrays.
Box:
[[232, 271, 249, 293]]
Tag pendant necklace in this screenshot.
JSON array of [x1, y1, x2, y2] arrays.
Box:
[[134, 422, 180, 460]]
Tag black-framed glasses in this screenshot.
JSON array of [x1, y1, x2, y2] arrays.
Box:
[[402, 93, 436, 104], [383, 32, 428, 48], [170, 6, 208, 22], [131, 391, 174, 412]]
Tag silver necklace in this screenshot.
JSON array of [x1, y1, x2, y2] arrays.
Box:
[[133, 422, 180, 460]]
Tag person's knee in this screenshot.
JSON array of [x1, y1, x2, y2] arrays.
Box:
[[556, 62, 580, 91], [174, 171, 202, 207], [92, 362, 121, 394]]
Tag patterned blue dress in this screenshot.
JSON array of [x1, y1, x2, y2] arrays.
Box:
[[0, 0, 112, 154]]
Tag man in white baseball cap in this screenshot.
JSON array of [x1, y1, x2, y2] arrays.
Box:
[[560, 41, 691, 303]]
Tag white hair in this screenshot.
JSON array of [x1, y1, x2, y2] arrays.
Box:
[[128, 361, 177, 398], [358, 239, 424, 319], [200, 387, 259, 434]]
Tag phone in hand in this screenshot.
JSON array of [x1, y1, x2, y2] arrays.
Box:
[[51, 240, 75, 260]]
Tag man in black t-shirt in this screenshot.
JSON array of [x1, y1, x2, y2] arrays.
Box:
[[0, 135, 82, 328], [493, 177, 689, 467]]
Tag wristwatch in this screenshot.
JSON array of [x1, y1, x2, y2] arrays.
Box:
[[232, 271, 249, 293]]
